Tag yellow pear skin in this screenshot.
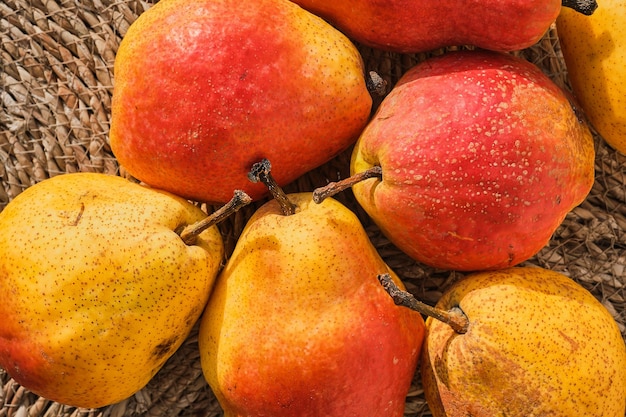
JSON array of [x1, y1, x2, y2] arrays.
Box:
[[557, 1, 626, 153], [198, 193, 424, 417], [421, 267, 626, 417], [0, 173, 224, 408]]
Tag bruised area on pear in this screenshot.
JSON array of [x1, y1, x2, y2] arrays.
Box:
[[110, 0, 372, 204], [198, 193, 424, 417], [350, 50, 595, 271], [421, 267, 626, 417]]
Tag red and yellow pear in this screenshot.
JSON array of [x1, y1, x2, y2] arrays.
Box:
[[198, 161, 424, 417], [110, 0, 372, 204], [290, 0, 597, 53], [316, 50, 595, 271]]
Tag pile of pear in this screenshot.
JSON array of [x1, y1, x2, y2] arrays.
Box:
[[1, 0, 625, 416]]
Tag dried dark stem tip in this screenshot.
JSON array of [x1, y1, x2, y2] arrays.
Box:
[[561, 0, 597, 15], [377, 273, 470, 334], [248, 158, 296, 216], [180, 190, 252, 245], [366, 71, 387, 97], [312, 165, 383, 204]]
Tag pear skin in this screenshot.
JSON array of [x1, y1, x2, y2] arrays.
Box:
[[0, 173, 224, 408], [421, 267, 626, 416], [350, 50, 595, 271], [110, 0, 372, 204], [557, 0, 626, 154], [291, 0, 562, 53], [198, 193, 424, 417]]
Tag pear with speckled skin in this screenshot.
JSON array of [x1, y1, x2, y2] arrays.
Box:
[[350, 50, 595, 271], [0, 173, 224, 408], [110, 0, 371, 204], [198, 193, 424, 417], [421, 267, 626, 417]]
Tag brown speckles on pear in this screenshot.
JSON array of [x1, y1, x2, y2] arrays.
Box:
[[0, 173, 223, 408], [109, 0, 371, 204], [198, 192, 424, 417], [422, 267, 626, 416]]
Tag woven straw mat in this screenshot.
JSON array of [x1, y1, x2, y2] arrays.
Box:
[[1, 1, 625, 416]]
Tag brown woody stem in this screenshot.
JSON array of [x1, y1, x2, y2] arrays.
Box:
[[561, 0, 597, 15], [377, 273, 470, 334], [312, 165, 382, 204], [180, 190, 252, 245], [248, 158, 296, 216], [366, 71, 387, 97]]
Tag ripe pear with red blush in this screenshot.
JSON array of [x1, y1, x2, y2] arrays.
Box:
[[110, 0, 372, 204], [198, 160, 424, 417], [290, 0, 597, 53], [315, 50, 595, 271]]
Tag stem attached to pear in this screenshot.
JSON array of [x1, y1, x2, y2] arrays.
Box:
[[248, 158, 296, 216], [561, 0, 597, 15], [312, 165, 382, 204], [377, 273, 470, 334], [366, 71, 387, 98], [180, 190, 252, 245]]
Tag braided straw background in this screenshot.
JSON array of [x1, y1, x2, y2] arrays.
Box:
[[1, 1, 625, 416]]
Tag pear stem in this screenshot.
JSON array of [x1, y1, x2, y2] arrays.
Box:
[[248, 158, 296, 216], [561, 0, 597, 15], [180, 190, 252, 245], [377, 273, 470, 334], [366, 71, 387, 97], [312, 165, 382, 204]]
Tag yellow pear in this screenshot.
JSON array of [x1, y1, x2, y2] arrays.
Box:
[[412, 267, 626, 416], [0, 173, 242, 408], [556, 0, 626, 153], [198, 161, 424, 417]]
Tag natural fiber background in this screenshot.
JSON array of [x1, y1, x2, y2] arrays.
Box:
[[1, 1, 625, 416]]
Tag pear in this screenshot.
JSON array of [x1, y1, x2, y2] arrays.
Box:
[[379, 267, 626, 416], [0, 173, 249, 408], [110, 0, 372, 204], [290, 0, 596, 53], [556, 0, 626, 154], [198, 160, 424, 417], [314, 50, 595, 271]]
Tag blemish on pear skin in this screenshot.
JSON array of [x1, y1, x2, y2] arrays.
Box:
[[184, 306, 201, 328], [434, 321, 465, 389], [507, 250, 515, 265], [434, 354, 450, 389], [152, 336, 180, 360], [70, 203, 85, 226], [557, 329, 580, 352]]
